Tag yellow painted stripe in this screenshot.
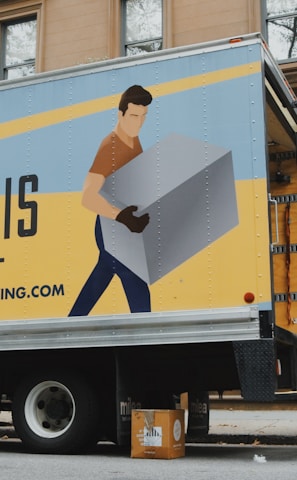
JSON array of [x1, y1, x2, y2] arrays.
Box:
[[149, 61, 260, 97], [1, 61, 261, 139]]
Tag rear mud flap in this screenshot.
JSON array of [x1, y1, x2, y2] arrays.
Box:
[[233, 339, 276, 401]]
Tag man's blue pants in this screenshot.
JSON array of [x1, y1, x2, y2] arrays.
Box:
[[69, 216, 151, 316]]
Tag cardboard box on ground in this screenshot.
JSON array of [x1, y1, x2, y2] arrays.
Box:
[[131, 409, 185, 459]]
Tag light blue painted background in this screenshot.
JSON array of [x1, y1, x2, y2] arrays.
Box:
[[0, 42, 266, 194]]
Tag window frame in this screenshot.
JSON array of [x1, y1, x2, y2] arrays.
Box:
[[262, 0, 297, 64], [121, 0, 164, 57], [1, 14, 37, 80], [0, 1, 42, 82]]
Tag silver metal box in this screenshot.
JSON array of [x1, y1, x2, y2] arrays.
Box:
[[100, 133, 238, 284]]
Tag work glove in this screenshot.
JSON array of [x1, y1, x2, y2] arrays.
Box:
[[116, 205, 149, 233]]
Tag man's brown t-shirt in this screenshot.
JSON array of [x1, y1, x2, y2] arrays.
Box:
[[89, 132, 142, 178]]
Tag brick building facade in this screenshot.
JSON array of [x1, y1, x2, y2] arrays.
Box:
[[0, 1, 296, 93]]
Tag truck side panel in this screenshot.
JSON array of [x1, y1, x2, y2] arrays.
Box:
[[0, 41, 272, 322]]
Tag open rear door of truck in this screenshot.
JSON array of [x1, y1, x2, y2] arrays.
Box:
[[265, 44, 297, 335]]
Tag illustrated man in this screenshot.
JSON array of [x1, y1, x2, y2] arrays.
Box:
[[69, 85, 153, 316]]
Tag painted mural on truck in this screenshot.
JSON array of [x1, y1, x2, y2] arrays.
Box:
[[69, 85, 153, 316], [0, 42, 272, 319]]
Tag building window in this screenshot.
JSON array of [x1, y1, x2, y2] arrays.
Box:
[[122, 0, 163, 56], [265, 0, 297, 62], [1, 15, 37, 80]]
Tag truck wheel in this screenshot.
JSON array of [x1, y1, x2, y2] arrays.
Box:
[[12, 372, 99, 454]]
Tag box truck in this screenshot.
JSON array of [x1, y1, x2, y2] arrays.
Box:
[[1, 33, 297, 453]]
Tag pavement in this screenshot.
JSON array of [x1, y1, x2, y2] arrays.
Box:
[[1, 398, 297, 446], [206, 405, 297, 445], [199, 396, 297, 445]]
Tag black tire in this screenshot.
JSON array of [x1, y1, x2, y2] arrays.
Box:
[[12, 371, 99, 454]]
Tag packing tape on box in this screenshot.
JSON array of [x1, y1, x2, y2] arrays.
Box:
[[144, 410, 155, 433]]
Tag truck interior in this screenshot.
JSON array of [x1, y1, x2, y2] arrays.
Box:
[[266, 56, 297, 391]]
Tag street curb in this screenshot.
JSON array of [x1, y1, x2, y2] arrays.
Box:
[[210, 400, 297, 411], [187, 434, 297, 445]]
